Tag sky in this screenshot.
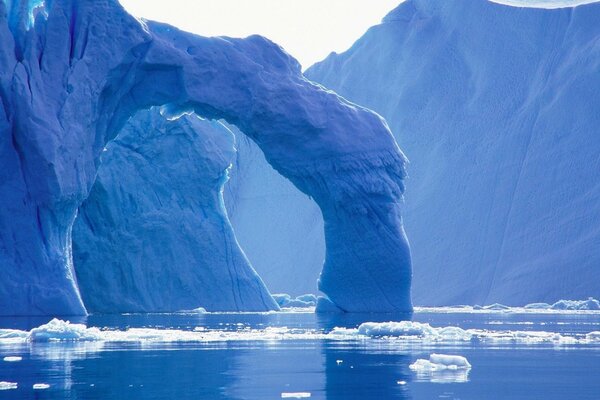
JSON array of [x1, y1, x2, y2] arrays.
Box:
[[118, 0, 400, 69]]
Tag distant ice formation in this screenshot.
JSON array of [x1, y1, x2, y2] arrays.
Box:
[[306, 0, 600, 306], [0, 0, 411, 314], [272, 294, 318, 308]]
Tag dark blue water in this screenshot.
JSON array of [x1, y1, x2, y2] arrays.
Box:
[[0, 311, 599, 399]]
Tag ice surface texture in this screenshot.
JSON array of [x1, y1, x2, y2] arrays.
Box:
[[0, 0, 410, 315], [72, 110, 277, 313], [306, 0, 600, 306]]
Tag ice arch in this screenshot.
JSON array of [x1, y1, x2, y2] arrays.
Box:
[[72, 110, 278, 313], [0, 0, 411, 315]]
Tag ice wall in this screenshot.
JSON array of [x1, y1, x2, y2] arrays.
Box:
[[306, 0, 600, 305], [73, 110, 277, 313], [0, 0, 411, 315]]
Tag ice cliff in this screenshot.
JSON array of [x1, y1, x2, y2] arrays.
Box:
[[0, 0, 411, 315], [72, 110, 277, 313], [306, 0, 600, 305]]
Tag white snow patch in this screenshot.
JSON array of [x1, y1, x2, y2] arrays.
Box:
[[3, 356, 22, 362], [33, 383, 50, 390], [0, 382, 17, 390], [410, 354, 471, 371], [281, 392, 311, 398]]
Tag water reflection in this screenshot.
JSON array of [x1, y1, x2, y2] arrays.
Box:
[[317, 312, 413, 399]]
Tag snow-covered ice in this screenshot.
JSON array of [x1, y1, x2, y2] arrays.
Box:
[[1, 319, 598, 349], [281, 393, 311, 398], [410, 354, 471, 383], [409, 354, 471, 371], [0, 382, 17, 390], [33, 383, 50, 390]]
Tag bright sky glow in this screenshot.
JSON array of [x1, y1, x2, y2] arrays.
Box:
[[118, 0, 400, 69]]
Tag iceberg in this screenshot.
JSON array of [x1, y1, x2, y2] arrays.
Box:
[[306, 0, 600, 306], [0, 0, 411, 314]]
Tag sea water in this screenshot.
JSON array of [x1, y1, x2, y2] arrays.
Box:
[[0, 309, 599, 399]]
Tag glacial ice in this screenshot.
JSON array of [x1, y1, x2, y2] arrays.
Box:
[[305, 0, 600, 306], [409, 354, 471, 371], [0, 0, 411, 314], [72, 109, 277, 313]]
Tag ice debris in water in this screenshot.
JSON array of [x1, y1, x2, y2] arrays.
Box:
[[409, 354, 471, 384], [353, 321, 600, 345], [281, 393, 311, 398], [410, 354, 471, 371], [1, 319, 600, 348], [3, 356, 22, 362], [29, 319, 103, 342], [0, 382, 17, 390], [33, 383, 50, 390]]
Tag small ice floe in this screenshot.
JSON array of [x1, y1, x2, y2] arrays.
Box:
[[177, 307, 207, 314], [33, 383, 50, 390], [281, 392, 311, 398], [410, 354, 471, 383], [3, 356, 22, 362], [29, 318, 102, 342], [0, 382, 17, 390]]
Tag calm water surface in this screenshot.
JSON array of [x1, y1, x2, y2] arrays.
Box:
[[0, 311, 599, 399]]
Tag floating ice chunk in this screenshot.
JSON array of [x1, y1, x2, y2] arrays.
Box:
[[3, 356, 22, 362], [0, 382, 17, 390], [524, 303, 552, 310], [29, 319, 102, 342], [315, 297, 344, 313], [33, 383, 50, 390], [410, 354, 471, 383], [551, 298, 600, 310], [281, 393, 311, 398], [586, 331, 600, 341], [0, 329, 29, 340], [409, 354, 471, 383]]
